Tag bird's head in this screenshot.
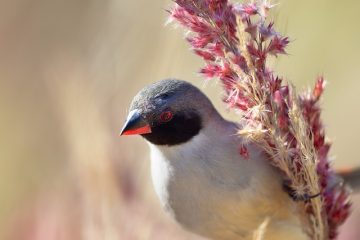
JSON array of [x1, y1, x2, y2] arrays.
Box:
[[120, 79, 216, 146]]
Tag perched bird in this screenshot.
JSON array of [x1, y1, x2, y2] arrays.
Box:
[[120, 79, 357, 240]]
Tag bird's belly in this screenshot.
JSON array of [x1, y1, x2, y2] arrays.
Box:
[[149, 144, 307, 240], [151, 162, 246, 239], [167, 182, 306, 240]]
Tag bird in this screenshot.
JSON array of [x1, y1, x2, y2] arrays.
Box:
[[120, 79, 358, 240]]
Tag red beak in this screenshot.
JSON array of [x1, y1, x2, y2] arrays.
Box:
[[120, 109, 152, 136]]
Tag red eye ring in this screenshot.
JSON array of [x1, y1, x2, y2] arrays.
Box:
[[160, 111, 173, 122]]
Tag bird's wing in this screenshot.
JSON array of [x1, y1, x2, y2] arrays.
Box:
[[337, 167, 360, 191]]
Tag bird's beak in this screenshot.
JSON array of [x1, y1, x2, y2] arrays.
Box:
[[120, 109, 152, 136]]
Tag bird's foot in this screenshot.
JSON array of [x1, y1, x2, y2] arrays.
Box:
[[282, 181, 321, 202]]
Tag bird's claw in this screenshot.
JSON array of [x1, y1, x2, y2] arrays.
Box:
[[283, 182, 321, 202]]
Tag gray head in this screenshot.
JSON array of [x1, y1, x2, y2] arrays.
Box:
[[120, 79, 217, 146]]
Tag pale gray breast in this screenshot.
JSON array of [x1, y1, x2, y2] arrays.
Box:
[[148, 120, 291, 240]]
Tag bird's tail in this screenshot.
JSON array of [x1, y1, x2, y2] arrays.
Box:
[[337, 168, 360, 191]]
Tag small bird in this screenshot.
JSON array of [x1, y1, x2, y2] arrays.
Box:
[[120, 79, 358, 240]]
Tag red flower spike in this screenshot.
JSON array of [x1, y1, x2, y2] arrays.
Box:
[[259, 22, 276, 41], [169, 1, 351, 238], [247, 43, 258, 57], [208, 42, 225, 57], [220, 62, 232, 76], [273, 90, 283, 107], [280, 85, 289, 97], [245, 21, 258, 40], [231, 54, 248, 72], [239, 145, 249, 159], [234, 3, 258, 16], [194, 49, 216, 61], [278, 113, 288, 129], [187, 36, 212, 48], [267, 36, 289, 56], [200, 64, 221, 78], [314, 76, 326, 100]]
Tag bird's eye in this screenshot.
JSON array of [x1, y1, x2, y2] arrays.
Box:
[[159, 111, 173, 123]]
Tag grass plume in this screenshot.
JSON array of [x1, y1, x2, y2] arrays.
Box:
[[168, 0, 351, 239]]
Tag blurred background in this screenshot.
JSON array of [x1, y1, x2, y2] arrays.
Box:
[[0, 0, 359, 239]]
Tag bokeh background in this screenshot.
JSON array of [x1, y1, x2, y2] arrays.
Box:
[[0, 0, 359, 239]]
